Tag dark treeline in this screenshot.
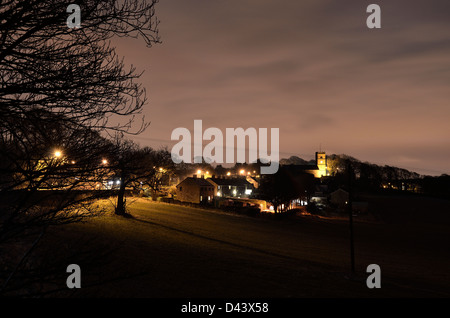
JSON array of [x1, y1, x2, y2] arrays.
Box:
[[325, 154, 449, 199]]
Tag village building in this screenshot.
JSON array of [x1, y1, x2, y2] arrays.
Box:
[[206, 177, 254, 198], [175, 176, 216, 204], [174, 150, 328, 210], [305, 152, 328, 178], [329, 188, 369, 214], [279, 151, 328, 179], [329, 188, 349, 208]]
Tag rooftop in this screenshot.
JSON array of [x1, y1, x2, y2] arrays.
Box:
[[178, 177, 213, 187], [207, 177, 252, 187]]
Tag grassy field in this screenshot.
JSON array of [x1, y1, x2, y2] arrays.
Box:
[[40, 197, 450, 298]]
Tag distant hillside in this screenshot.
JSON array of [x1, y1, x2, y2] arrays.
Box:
[[280, 153, 421, 180], [326, 153, 422, 180], [279, 156, 315, 166], [279, 153, 450, 199]]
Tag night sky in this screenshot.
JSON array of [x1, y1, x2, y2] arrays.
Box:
[[113, 0, 450, 176]]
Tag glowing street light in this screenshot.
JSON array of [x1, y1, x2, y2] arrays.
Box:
[[102, 159, 108, 165], [54, 150, 62, 158]]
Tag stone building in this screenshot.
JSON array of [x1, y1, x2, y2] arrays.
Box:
[[175, 176, 216, 204]]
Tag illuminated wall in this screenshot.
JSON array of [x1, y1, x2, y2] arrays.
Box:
[[315, 151, 327, 178]]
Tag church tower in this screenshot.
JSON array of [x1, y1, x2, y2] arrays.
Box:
[[315, 151, 327, 177]]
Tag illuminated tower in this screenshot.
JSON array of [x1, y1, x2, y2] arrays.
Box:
[[315, 151, 327, 177]]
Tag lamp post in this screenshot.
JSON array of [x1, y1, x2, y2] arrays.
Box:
[[347, 162, 355, 274]]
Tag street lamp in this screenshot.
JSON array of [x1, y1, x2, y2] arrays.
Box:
[[54, 150, 63, 158]]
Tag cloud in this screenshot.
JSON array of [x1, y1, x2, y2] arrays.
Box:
[[113, 0, 450, 175], [298, 113, 335, 131]]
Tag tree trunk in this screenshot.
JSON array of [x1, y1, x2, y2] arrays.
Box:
[[116, 175, 127, 215]]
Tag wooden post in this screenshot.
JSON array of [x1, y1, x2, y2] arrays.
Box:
[[348, 162, 355, 274]]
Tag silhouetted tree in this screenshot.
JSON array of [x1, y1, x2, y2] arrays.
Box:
[[0, 0, 160, 296], [108, 137, 173, 215], [256, 167, 299, 213]]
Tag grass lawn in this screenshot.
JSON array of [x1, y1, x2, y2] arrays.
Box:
[[39, 197, 450, 298]]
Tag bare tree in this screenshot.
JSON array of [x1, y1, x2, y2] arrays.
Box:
[[0, 0, 160, 295], [107, 136, 173, 215], [0, 0, 160, 133]]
